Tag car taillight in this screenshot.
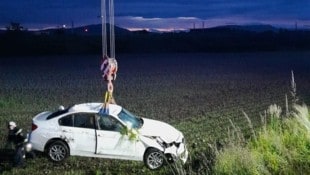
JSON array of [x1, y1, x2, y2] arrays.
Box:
[[32, 123, 38, 131]]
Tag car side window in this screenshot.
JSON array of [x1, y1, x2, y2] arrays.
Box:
[[74, 113, 96, 129], [59, 115, 73, 127], [97, 115, 124, 132]]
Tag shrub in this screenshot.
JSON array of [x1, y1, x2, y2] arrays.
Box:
[[214, 146, 268, 175], [214, 104, 310, 175]]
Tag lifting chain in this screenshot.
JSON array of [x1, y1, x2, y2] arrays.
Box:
[[100, 55, 118, 114]]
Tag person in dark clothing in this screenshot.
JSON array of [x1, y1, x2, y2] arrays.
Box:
[[6, 121, 26, 167]]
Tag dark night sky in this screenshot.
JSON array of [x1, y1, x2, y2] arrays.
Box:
[[0, 0, 309, 31]]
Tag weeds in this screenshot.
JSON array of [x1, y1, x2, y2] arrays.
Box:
[[213, 70, 310, 174], [290, 70, 298, 104], [292, 104, 310, 133], [214, 104, 310, 175]]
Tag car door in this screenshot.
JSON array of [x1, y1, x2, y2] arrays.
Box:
[[59, 113, 96, 155], [95, 114, 137, 159]]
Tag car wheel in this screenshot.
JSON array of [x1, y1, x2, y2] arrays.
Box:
[[47, 141, 69, 162], [144, 148, 165, 170]]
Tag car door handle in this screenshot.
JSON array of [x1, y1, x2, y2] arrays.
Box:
[[62, 130, 71, 133]]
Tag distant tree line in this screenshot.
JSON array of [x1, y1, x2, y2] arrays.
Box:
[[0, 26, 310, 56]]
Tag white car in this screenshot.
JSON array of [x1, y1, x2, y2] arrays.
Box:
[[30, 103, 188, 170]]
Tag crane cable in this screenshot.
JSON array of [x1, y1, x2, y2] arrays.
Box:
[[100, 0, 118, 114], [101, 0, 107, 56], [109, 0, 115, 59]]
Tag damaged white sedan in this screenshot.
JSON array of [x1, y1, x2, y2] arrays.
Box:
[[29, 103, 188, 170]]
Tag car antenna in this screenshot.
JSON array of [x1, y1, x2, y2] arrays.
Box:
[[99, 0, 118, 115]]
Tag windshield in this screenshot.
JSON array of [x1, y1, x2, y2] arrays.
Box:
[[118, 109, 143, 129]]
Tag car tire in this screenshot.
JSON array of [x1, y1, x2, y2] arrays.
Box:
[[143, 148, 165, 170], [47, 141, 69, 162]]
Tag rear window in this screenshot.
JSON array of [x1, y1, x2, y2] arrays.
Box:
[[59, 115, 73, 127], [47, 108, 69, 120]]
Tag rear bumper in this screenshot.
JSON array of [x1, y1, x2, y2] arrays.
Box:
[[29, 132, 46, 152]]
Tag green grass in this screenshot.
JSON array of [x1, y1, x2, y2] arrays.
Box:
[[214, 104, 310, 175], [1, 53, 310, 174]]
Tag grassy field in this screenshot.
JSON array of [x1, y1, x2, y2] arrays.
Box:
[[1, 52, 310, 174]]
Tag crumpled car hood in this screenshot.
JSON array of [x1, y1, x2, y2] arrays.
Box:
[[139, 118, 181, 143]]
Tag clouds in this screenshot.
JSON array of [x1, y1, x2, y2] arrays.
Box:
[[0, 0, 101, 28], [116, 16, 198, 31], [0, 0, 309, 30], [116, 0, 309, 20], [114, 0, 310, 30]]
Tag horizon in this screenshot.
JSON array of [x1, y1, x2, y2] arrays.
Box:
[[1, 21, 309, 33]]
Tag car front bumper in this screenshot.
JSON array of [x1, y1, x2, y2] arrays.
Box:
[[164, 142, 188, 164]]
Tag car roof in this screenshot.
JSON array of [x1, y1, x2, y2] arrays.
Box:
[[69, 103, 122, 116]]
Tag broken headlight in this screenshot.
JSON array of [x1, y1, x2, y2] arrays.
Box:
[[156, 137, 182, 148]]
